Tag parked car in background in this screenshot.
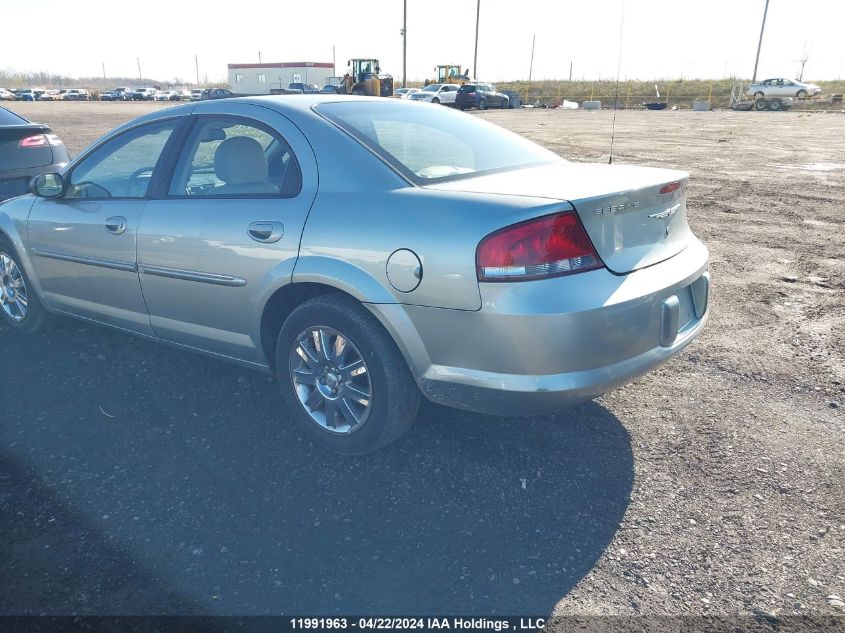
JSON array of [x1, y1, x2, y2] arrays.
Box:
[[199, 88, 234, 100], [38, 90, 61, 101], [408, 83, 459, 105], [64, 89, 90, 101], [99, 90, 120, 101], [155, 90, 176, 101], [746, 78, 822, 99], [0, 88, 15, 101], [0, 106, 70, 201], [190, 88, 204, 101], [16, 89, 39, 102], [455, 83, 509, 110], [175, 90, 192, 101], [393, 87, 421, 99], [320, 85, 341, 94], [288, 83, 321, 94], [4, 95, 708, 455], [131, 87, 158, 100]]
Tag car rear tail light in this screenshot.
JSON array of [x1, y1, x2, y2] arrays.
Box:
[[19, 134, 48, 148], [659, 181, 681, 194], [477, 211, 603, 282]]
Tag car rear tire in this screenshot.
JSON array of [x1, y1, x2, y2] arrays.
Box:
[[0, 237, 49, 333], [276, 293, 421, 455], [432, 98, 440, 104], [755, 98, 768, 111], [769, 98, 783, 111], [478, 99, 487, 110], [754, 91, 765, 98], [796, 89, 808, 99]]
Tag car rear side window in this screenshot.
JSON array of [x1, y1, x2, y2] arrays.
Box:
[[316, 101, 560, 184], [0, 107, 27, 125], [168, 116, 302, 198]]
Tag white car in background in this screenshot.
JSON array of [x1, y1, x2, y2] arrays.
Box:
[[747, 78, 822, 99], [408, 83, 460, 106], [155, 90, 175, 101], [393, 88, 422, 99]]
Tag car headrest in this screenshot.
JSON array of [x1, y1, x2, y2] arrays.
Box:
[[214, 136, 268, 185]]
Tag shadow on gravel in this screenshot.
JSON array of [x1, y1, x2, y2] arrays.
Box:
[[0, 322, 634, 616]]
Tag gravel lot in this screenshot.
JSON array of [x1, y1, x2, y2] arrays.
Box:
[[1, 102, 843, 618]]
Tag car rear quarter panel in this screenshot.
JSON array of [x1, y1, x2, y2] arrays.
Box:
[[296, 186, 572, 311]]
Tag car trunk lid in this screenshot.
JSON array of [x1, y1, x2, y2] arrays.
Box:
[[425, 162, 692, 274]]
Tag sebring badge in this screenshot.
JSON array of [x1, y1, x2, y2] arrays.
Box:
[[593, 201, 640, 215]]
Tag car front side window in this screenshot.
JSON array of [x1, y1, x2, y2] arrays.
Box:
[[65, 120, 178, 199]]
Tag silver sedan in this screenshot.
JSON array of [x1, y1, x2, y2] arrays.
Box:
[[0, 96, 709, 454], [747, 78, 822, 99]]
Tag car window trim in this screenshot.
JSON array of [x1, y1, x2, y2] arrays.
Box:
[[164, 113, 303, 200], [60, 116, 188, 202]]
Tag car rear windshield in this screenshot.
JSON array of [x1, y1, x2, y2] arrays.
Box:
[[0, 107, 28, 125], [315, 101, 561, 183], [458, 85, 477, 92]]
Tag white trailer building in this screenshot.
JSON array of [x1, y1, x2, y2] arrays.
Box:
[[227, 61, 335, 95]]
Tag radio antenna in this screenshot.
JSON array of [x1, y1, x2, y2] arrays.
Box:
[[608, 0, 624, 164]]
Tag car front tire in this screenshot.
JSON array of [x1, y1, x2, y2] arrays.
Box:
[[276, 293, 420, 455], [796, 89, 808, 99], [478, 99, 487, 110], [0, 237, 49, 333]]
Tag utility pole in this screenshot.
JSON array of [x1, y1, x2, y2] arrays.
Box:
[[102, 61, 107, 90], [402, 0, 407, 88], [195, 54, 199, 85], [332, 45, 336, 77], [527, 34, 535, 103], [752, 0, 769, 82], [473, 0, 481, 80], [569, 60, 573, 81], [259, 50, 262, 64], [137, 58, 142, 84]]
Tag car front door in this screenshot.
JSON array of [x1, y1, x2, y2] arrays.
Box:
[[27, 117, 183, 334], [137, 102, 317, 366]]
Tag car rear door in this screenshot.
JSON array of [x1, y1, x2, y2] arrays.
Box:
[[136, 102, 318, 366], [27, 116, 184, 334]]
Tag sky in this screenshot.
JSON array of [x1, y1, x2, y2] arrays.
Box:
[[1, 0, 843, 84]]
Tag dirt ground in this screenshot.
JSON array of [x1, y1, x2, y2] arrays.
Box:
[[3, 101, 844, 618]]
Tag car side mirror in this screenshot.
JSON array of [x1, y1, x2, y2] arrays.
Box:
[[31, 172, 64, 198]]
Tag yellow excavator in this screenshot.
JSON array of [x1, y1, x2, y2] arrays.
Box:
[[432, 65, 470, 85], [339, 59, 394, 97]]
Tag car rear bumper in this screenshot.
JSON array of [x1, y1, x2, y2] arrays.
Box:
[[374, 237, 710, 416]]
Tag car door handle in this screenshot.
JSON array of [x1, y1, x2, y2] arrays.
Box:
[[104, 216, 127, 235], [247, 221, 284, 243]]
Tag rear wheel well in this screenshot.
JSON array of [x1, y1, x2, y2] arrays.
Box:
[[260, 283, 356, 373]]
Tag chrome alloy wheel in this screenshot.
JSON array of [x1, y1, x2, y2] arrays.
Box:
[[289, 326, 373, 434], [0, 251, 28, 322]]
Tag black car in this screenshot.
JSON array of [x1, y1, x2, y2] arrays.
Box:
[[200, 88, 234, 100], [0, 107, 70, 202], [320, 84, 340, 94], [455, 83, 510, 110]]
